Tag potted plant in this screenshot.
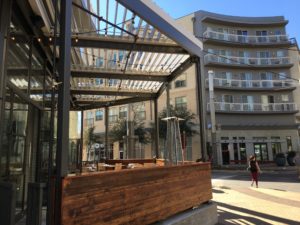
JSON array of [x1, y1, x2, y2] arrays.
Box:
[[287, 151, 296, 166], [275, 153, 286, 167]]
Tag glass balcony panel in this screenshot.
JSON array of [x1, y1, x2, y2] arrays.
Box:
[[209, 102, 297, 112], [204, 54, 290, 66], [203, 30, 289, 44]]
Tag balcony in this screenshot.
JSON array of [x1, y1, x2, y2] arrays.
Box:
[[205, 78, 296, 91], [208, 102, 298, 114], [204, 54, 293, 69], [203, 30, 291, 46]]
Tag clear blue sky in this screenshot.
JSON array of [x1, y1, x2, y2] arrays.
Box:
[[153, 0, 300, 41]]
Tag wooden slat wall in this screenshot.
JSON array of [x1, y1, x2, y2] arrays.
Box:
[[61, 163, 212, 225]]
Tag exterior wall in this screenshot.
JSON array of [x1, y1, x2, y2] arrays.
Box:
[[183, 11, 300, 164]]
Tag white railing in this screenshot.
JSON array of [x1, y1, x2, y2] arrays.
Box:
[[208, 102, 297, 112], [205, 78, 295, 89], [204, 54, 291, 66], [203, 30, 290, 44]]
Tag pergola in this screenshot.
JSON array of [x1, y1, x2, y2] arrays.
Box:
[[0, 0, 209, 224]]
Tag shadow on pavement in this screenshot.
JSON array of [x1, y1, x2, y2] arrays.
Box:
[[213, 171, 300, 183], [216, 201, 300, 225]]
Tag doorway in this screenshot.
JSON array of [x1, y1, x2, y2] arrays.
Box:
[[253, 143, 269, 161], [221, 143, 230, 165]]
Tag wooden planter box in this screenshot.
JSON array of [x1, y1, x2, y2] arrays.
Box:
[[61, 163, 212, 225]]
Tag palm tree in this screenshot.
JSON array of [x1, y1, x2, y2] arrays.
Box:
[[158, 105, 198, 139], [84, 126, 98, 161], [109, 119, 150, 144]]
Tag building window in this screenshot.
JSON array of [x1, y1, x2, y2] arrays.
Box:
[[175, 96, 187, 109], [95, 110, 103, 121], [239, 137, 246, 161], [133, 103, 146, 120], [119, 106, 127, 119], [174, 74, 187, 88], [95, 78, 104, 86], [281, 94, 289, 102], [135, 111, 146, 120], [286, 136, 292, 151], [85, 118, 94, 128], [271, 136, 281, 159], [109, 108, 118, 123], [96, 57, 104, 67]]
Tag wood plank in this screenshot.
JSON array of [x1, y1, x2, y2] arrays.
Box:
[[61, 163, 212, 225]]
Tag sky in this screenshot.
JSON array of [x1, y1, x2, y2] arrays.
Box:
[[153, 0, 300, 41]]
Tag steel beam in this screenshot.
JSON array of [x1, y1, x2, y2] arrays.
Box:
[[71, 89, 157, 98], [116, 0, 203, 57], [81, 96, 154, 110], [49, 36, 187, 54], [71, 70, 168, 82], [55, 1, 72, 225], [6, 81, 43, 110], [157, 57, 193, 97], [0, 0, 12, 168]]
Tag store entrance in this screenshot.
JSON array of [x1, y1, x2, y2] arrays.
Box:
[[253, 143, 268, 161]]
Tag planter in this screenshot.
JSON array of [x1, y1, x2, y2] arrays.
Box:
[[275, 157, 286, 167], [287, 151, 296, 166], [287, 157, 295, 166]]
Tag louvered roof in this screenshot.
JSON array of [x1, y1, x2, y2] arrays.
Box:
[[7, 0, 203, 110]]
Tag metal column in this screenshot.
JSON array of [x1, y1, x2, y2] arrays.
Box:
[[105, 107, 109, 159], [154, 99, 159, 158], [79, 110, 84, 172], [165, 83, 172, 164], [27, 38, 33, 95], [195, 57, 207, 161], [0, 0, 12, 169], [54, 0, 72, 224]]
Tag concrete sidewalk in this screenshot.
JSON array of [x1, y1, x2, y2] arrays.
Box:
[[213, 185, 300, 225], [214, 164, 297, 173]]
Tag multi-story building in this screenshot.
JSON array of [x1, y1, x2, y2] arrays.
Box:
[[178, 11, 300, 165], [84, 11, 300, 165]]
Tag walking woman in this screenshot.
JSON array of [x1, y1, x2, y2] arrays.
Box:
[[249, 155, 261, 188]]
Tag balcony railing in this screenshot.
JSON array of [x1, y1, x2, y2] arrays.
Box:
[[205, 78, 295, 89], [203, 30, 290, 44], [204, 54, 291, 66], [208, 102, 297, 112]]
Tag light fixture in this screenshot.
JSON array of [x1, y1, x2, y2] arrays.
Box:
[[37, 37, 41, 42], [49, 36, 52, 42], [11, 36, 15, 41]]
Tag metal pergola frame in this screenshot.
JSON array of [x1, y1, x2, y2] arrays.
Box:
[[0, 1, 206, 224]]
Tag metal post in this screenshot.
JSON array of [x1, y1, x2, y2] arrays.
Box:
[[0, 0, 12, 170], [208, 70, 218, 165], [54, 0, 72, 224], [154, 99, 159, 158], [195, 57, 207, 161], [47, 0, 58, 224], [26, 183, 46, 225], [105, 107, 109, 159], [166, 83, 172, 164], [27, 38, 33, 95], [5, 89, 14, 178], [79, 110, 84, 172]]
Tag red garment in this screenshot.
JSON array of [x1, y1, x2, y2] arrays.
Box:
[[251, 171, 258, 184]]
